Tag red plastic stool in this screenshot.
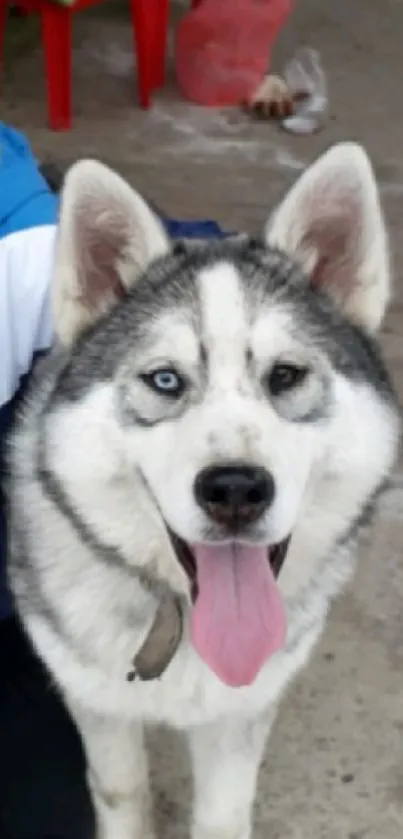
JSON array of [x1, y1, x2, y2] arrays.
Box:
[[0, 0, 170, 131]]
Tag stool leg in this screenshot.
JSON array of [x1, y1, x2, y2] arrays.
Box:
[[152, 0, 169, 89], [41, 3, 72, 131], [130, 0, 154, 109]]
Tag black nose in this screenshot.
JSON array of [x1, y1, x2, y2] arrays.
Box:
[[194, 464, 275, 529]]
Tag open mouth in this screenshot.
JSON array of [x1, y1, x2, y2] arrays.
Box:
[[168, 531, 291, 689], [169, 531, 291, 600]]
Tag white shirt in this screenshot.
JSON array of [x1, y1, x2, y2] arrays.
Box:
[[0, 224, 56, 407]]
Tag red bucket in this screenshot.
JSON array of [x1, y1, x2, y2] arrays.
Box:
[[175, 0, 292, 107]]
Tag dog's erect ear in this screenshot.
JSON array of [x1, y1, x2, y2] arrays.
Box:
[[266, 143, 390, 332], [53, 160, 170, 346]]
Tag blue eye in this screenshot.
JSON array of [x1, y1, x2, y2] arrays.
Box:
[[142, 368, 184, 397]]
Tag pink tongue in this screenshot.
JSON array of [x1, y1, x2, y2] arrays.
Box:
[[191, 544, 287, 688]]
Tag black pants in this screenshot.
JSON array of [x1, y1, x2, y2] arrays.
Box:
[[0, 617, 94, 839]]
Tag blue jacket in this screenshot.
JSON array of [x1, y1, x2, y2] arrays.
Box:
[[0, 122, 228, 619]]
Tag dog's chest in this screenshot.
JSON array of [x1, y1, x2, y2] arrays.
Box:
[[75, 609, 324, 729]]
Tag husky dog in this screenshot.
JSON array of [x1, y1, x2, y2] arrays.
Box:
[[8, 143, 400, 839]]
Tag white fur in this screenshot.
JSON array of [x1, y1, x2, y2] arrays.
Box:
[[9, 145, 399, 839]]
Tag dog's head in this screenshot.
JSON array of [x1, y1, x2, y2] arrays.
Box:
[[50, 144, 399, 686]]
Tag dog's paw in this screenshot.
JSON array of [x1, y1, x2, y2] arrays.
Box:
[[193, 826, 251, 839], [247, 74, 294, 119], [95, 798, 155, 839], [98, 827, 156, 839]]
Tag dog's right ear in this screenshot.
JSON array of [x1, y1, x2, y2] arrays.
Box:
[[52, 160, 170, 346]]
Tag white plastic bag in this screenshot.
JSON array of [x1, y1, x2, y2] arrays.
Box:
[[282, 47, 327, 134]]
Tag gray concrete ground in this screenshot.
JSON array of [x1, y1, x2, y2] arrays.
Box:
[[1, 1, 403, 837]]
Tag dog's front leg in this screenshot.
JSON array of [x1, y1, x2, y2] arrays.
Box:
[[189, 709, 276, 839], [71, 705, 153, 839]]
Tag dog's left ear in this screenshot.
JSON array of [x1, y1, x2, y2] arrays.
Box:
[[53, 160, 170, 346], [266, 143, 390, 332]]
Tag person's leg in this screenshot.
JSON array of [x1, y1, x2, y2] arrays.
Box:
[[0, 617, 95, 839]]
